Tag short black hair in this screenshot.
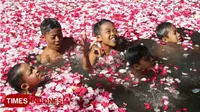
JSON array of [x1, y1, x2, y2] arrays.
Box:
[[93, 19, 114, 36], [6, 63, 25, 92], [125, 45, 151, 66], [40, 18, 61, 35], [156, 22, 173, 39]]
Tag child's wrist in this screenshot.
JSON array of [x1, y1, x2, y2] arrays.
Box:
[[83, 52, 89, 57]]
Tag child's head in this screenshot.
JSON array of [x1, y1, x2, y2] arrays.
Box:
[[6, 63, 45, 93], [156, 22, 180, 43], [125, 45, 154, 71], [40, 18, 63, 50], [93, 19, 119, 47]]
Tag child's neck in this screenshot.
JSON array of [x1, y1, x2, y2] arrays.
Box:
[[21, 90, 31, 94], [101, 43, 112, 55], [46, 46, 61, 53]]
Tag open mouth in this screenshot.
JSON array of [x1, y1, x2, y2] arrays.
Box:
[[55, 44, 60, 46], [177, 36, 183, 42], [55, 43, 61, 48], [110, 37, 116, 43]]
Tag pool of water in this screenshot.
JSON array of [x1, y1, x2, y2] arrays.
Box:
[[26, 29, 200, 112], [74, 29, 200, 112]]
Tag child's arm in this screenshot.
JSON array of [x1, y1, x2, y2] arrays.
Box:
[[80, 30, 101, 71], [82, 53, 91, 71], [80, 33, 91, 71], [89, 45, 101, 65]]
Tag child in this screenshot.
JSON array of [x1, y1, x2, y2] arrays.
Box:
[[156, 22, 200, 93], [156, 22, 181, 43], [82, 19, 130, 70], [38, 18, 76, 64], [155, 21, 200, 59], [125, 44, 155, 78], [156, 22, 200, 46], [155, 22, 186, 58], [6, 63, 46, 93]]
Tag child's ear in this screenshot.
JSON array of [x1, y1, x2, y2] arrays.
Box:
[[21, 83, 29, 91], [40, 35, 45, 39], [133, 64, 141, 70], [96, 35, 102, 42], [162, 37, 168, 42]]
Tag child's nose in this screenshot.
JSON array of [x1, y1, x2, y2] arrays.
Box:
[[177, 32, 180, 37], [55, 36, 60, 41], [111, 31, 116, 36]]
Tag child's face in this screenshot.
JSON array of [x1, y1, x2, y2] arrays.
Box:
[[98, 22, 119, 47], [138, 56, 154, 70], [19, 63, 45, 90], [165, 26, 181, 43], [43, 28, 63, 50]]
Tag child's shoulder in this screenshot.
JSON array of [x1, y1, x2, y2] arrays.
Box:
[[40, 47, 60, 62], [39, 51, 51, 64]]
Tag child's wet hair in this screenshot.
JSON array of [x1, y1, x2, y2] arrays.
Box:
[[40, 18, 61, 35], [6, 63, 24, 92], [93, 19, 114, 36], [156, 22, 173, 39], [125, 44, 150, 66]]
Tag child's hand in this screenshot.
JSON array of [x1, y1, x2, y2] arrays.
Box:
[[80, 31, 101, 57], [88, 44, 101, 66], [89, 45, 101, 58], [80, 31, 101, 70], [80, 32, 91, 56]]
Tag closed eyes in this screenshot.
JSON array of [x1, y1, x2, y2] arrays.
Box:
[[105, 29, 117, 34], [29, 66, 35, 75], [51, 35, 62, 39], [174, 31, 177, 34]]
